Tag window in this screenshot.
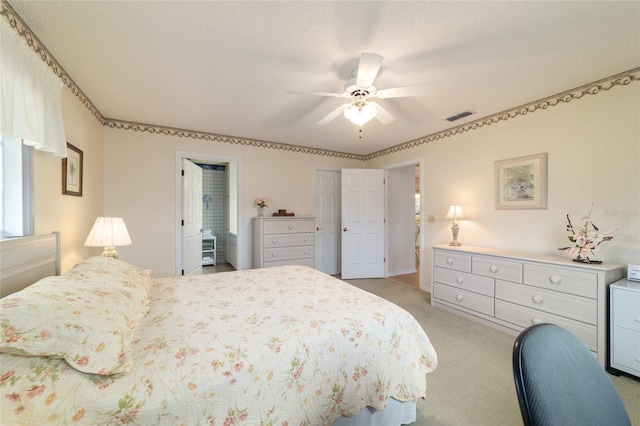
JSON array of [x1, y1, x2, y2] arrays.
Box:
[[0, 135, 34, 239]]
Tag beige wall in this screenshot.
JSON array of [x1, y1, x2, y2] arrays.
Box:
[[103, 129, 360, 276], [368, 84, 640, 289], [34, 79, 639, 285], [34, 87, 104, 273]]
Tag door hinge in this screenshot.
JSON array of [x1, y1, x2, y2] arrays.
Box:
[[384, 218, 386, 223], [181, 169, 184, 176], [181, 269, 184, 276], [181, 219, 184, 226]]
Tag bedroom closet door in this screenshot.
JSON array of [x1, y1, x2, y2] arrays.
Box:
[[181, 159, 203, 276], [340, 168, 385, 279]]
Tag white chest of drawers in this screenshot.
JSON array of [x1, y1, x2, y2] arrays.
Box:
[[253, 217, 316, 269], [432, 245, 625, 366], [608, 279, 640, 380]]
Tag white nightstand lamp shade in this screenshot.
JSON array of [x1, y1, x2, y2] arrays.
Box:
[[84, 217, 132, 258], [445, 205, 466, 247]]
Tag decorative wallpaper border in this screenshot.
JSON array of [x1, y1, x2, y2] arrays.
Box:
[[364, 68, 640, 161], [3, 1, 639, 161], [1, 1, 104, 125]]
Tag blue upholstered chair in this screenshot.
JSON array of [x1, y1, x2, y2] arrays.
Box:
[[512, 323, 631, 426]]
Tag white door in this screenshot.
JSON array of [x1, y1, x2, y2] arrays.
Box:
[[182, 159, 203, 276], [341, 168, 385, 279], [315, 169, 340, 275]]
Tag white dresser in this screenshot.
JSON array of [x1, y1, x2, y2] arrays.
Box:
[[253, 217, 316, 269], [608, 279, 640, 380], [432, 245, 625, 366]]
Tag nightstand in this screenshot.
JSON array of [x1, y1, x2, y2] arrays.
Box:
[[608, 279, 640, 380]]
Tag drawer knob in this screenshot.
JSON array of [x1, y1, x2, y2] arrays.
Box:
[[455, 295, 464, 302], [272, 238, 278, 243], [532, 295, 544, 304], [303, 250, 308, 255], [446, 258, 454, 265], [456, 277, 464, 284], [489, 265, 499, 273], [549, 275, 562, 285], [303, 237, 308, 242], [288, 225, 293, 230], [272, 253, 277, 257], [531, 317, 543, 324], [635, 317, 640, 322]]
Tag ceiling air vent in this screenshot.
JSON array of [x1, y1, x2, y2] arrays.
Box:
[[446, 110, 474, 122]]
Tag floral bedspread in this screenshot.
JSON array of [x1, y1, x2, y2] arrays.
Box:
[[1, 265, 437, 425]]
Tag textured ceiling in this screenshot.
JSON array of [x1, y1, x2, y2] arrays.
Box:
[[6, 0, 640, 156]]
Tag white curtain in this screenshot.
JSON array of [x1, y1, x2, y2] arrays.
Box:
[[0, 21, 67, 157]]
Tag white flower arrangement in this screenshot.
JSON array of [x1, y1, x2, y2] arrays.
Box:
[[559, 203, 615, 264], [255, 197, 268, 208]]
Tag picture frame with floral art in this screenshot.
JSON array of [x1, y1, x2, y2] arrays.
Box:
[[62, 142, 83, 197], [494, 153, 547, 210]]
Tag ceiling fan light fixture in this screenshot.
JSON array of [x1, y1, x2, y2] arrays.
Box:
[[344, 101, 377, 126]]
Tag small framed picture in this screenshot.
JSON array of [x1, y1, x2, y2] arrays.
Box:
[[495, 153, 547, 210], [62, 142, 83, 196]]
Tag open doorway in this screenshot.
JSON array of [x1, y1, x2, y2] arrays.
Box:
[[175, 151, 244, 276], [386, 160, 421, 288]]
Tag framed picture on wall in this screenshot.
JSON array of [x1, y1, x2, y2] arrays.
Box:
[[62, 142, 83, 196], [494, 153, 547, 210]]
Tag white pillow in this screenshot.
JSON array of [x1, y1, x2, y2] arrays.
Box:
[[0, 257, 151, 375]]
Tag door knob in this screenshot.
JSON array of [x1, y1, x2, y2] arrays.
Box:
[[343, 227, 349, 232], [316, 226, 320, 231]]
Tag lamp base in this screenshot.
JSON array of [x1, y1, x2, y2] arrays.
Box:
[[449, 223, 462, 247], [101, 246, 119, 258]]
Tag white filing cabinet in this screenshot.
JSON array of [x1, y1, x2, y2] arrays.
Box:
[[253, 217, 316, 269], [431, 245, 625, 367], [608, 279, 640, 380]]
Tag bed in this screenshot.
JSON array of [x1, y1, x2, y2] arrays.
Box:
[[0, 234, 437, 425]]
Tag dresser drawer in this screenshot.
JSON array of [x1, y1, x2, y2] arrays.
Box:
[[495, 280, 596, 325], [263, 233, 314, 248], [495, 300, 596, 351], [264, 245, 314, 262], [433, 251, 471, 273], [612, 287, 640, 331], [433, 283, 494, 316], [472, 256, 522, 283], [523, 264, 597, 299], [611, 326, 640, 374], [433, 267, 494, 297], [264, 257, 315, 268], [263, 219, 315, 234]]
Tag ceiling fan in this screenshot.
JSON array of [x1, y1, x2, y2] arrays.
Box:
[[297, 53, 431, 127]]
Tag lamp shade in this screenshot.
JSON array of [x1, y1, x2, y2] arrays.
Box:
[[84, 217, 132, 249], [445, 205, 466, 221]]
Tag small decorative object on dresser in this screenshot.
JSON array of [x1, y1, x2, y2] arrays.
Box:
[[608, 279, 640, 380], [558, 203, 616, 264], [255, 197, 268, 217], [431, 244, 624, 367], [253, 217, 315, 269]]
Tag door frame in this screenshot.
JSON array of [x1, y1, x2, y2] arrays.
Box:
[[383, 157, 423, 286], [175, 151, 244, 275]]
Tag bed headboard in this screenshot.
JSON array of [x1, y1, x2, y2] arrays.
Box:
[[0, 232, 60, 298]]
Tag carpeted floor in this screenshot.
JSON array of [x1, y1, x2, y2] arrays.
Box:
[[344, 277, 640, 426]]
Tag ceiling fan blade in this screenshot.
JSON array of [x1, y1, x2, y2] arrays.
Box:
[[356, 53, 383, 88], [370, 102, 396, 125], [375, 83, 431, 99], [317, 103, 349, 125], [289, 91, 349, 98]]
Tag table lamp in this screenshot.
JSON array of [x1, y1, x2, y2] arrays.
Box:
[[84, 217, 132, 258], [445, 205, 466, 247]]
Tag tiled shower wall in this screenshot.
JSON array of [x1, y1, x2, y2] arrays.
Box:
[[199, 164, 227, 264]]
